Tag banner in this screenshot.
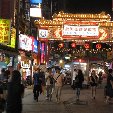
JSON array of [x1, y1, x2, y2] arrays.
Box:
[[0, 19, 11, 44], [63, 25, 99, 36], [7, 28, 16, 48]]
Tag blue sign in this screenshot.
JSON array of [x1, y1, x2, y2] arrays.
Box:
[[30, 0, 42, 4], [33, 39, 38, 53]]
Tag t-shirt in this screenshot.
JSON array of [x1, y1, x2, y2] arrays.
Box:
[[107, 74, 113, 88], [73, 71, 77, 80], [33, 72, 42, 86]]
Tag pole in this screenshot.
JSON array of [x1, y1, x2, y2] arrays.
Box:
[[51, 0, 52, 17], [15, 0, 20, 51]]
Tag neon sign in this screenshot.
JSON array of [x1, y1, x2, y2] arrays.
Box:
[[40, 42, 46, 64]]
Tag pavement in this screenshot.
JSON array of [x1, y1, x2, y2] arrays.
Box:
[[4, 85, 113, 113], [22, 85, 113, 113]]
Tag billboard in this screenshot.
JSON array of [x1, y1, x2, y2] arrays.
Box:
[[30, 8, 42, 18], [30, 0, 42, 4], [0, 19, 11, 44], [19, 34, 33, 51]]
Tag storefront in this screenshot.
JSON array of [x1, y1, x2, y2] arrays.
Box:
[[18, 34, 38, 80]]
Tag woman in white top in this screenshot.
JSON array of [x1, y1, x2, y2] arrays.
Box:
[[54, 68, 64, 103]]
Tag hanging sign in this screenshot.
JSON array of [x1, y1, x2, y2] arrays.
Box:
[[0, 19, 11, 44], [40, 42, 46, 64], [19, 34, 33, 51], [84, 43, 90, 49], [96, 44, 101, 49], [71, 43, 76, 48]]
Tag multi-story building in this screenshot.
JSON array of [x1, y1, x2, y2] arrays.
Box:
[[42, 0, 66, 19]]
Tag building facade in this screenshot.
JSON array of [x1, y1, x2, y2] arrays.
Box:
[[42, 0, 66, 19]]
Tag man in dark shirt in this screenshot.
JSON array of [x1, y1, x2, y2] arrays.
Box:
[[33, 68, 42, 102]]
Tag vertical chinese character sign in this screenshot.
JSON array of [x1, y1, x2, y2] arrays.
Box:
[[0, 19, 11, 44]]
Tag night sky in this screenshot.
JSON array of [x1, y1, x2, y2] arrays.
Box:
[[65, 0, 112, 15]]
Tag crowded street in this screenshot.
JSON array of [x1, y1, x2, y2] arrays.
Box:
[[21, 85, 113, 113], [0, 0, 113, 113]]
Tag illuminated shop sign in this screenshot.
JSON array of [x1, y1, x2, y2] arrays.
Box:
[[63, 25, 99, 36], [40, 42, 45, 64], [7, 28, 16, 48], [19, 34, 33, 51], [39, 29, 48, 38], [30, 0, 42, 4], [30, 8, 42, 18], [0, 19, 11, 44], [33, 39, 38, 53]]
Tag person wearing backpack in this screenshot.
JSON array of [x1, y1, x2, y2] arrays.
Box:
[[45, 68, 54, 101], [75, 69, 84, 101]]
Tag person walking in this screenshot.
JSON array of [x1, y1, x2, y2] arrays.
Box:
[[74, 69, 84, 101], [6, 70, 25, 113], [2, 70, 10, 101], [89, 70, 98, 99], [98, 71, 103, 88], [45, 68, 54, 101], [0, 68, 6, 113], [105, 69, 113, 104], [33, 68, 42, 102], [54, 68, 64, 103], [72, 69, 78, 89]]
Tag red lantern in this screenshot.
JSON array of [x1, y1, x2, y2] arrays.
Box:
[[58, 43, 64, 48], [96, 44, 101, 49], [84, 43, 90, 49], [71, 43, 76, 48]]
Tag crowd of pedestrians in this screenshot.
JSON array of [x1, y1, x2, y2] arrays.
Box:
[[0, 66, 113, 113], [0, 68, 25, 113]]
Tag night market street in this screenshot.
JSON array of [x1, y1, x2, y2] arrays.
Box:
[[20, 85, 113, 113]]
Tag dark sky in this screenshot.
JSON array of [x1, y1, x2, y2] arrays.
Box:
[[65, 0, 112, 14]]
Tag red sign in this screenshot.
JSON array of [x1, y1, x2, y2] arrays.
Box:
[[96, 44, 101, 49], [84, 43, 90, 49], [71, 43, 76, 48]]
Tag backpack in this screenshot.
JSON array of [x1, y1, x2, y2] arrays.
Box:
[[49, 76, 54, 84]]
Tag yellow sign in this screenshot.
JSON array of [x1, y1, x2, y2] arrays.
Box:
[[7, 28, 16, 48], [0, 19, 11, 44]]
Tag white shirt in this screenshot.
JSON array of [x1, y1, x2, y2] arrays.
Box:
[[45, 72, 50, 85], [73, 71, 77, 80]]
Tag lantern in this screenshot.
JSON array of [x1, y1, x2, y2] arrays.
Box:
[[58, 43, 64, 48], [96, 44, 101, 49], [84, 43, 90, 49], [71, 43, 76, 48]]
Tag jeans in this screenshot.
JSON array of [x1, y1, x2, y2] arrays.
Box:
[[46, 85, 53, 99], [76, 88, 80, 99], [33, 85, 42, 100]]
